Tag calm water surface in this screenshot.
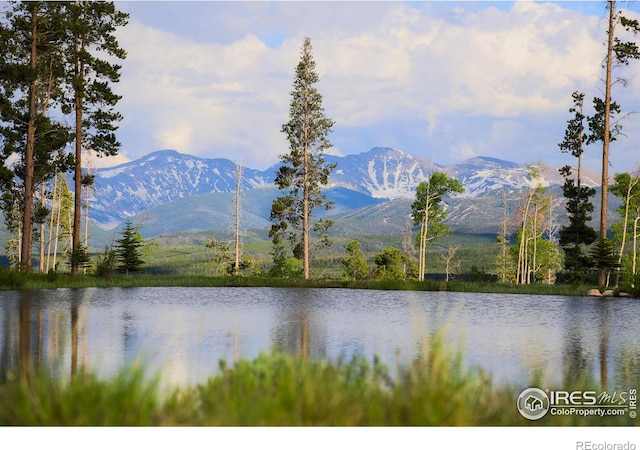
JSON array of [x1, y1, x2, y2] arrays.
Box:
[[1, 287, 638, 388]]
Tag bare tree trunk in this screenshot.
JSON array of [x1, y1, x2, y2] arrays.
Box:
[[233, 161, 244, 275], [52, 193, 64, 271], [403, 218, 414, 277], [72, 80, 83, 275], [302, 132, 310, 279], [71, 0, 88, 276], [498, 189, 510, 282], [20, 3, 39, 272], [633, 216, 639, 281], [83, 181, 90, 274], [441, 245, 460, 282], [419, 218, 426, 281], [517, 191, 532, 284], [418, 192, 431, 282], [532, 204, 539, 283], [576, 97, 585, 254], [599, 0, 616, 286], [45, 175, 58, 273], [617, 178, 636, 268], [39, 184, 46, 273], [17, 225, 22, 267], [631, 215, 639, 286]]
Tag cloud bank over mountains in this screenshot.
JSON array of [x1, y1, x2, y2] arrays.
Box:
[[106, 1, 640, 174]]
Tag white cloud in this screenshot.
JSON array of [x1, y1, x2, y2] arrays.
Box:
[[450, 141, 477, 161], [109, 1, 640, 173], [154, 122, 194, 152], [115, 18, 294, 167], [424, 3, 604, 118], [90, 151, 131, 169]]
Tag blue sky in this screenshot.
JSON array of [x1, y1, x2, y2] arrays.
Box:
[[103, 1, 640, 175]]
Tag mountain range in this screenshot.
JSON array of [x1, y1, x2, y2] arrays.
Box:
[[80, 147, 605, 245], [89, 147, 598, 225]]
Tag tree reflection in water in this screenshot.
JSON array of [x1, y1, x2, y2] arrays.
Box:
[[0, 289, 638, 390], [271, 289, 326, 361], [0, 290, 90, 381]]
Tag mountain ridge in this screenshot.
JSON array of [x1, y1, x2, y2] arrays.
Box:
[[87, 147, 599, 229]]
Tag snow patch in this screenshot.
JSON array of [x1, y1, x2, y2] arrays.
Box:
[[99, 167, 129, 179]]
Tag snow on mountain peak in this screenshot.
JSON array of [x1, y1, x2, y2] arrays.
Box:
[[86, 147, 597, 227]]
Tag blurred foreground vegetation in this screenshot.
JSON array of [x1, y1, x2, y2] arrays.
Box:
[[1, 337, 636, 426]]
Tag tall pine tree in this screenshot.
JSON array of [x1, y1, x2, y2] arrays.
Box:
[[558, 91, 597, 279], [115, 219, 144, 275], [0, 1, 72, 272], [269, 36, 336, 279], [60, 1, 128, 275], [341, 240, 369, 281], [595, 1, 640, 285]]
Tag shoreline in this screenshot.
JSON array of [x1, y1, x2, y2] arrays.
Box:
[[0, 272, 623, 297]]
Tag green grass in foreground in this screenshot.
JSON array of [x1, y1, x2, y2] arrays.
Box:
[[0, 270, 600, 296], [0, 339, 636, 426]]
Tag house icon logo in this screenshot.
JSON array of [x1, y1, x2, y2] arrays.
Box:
[[526, 395, 543, 411], [517, 387, 550, 420]]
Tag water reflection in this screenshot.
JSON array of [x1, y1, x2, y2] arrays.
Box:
[[598, 302, 610, 389], [271, 289, 327, 360], [0, 288, 638, 389], [562, 298, 599, 387], [0, 289, 90, 381], [19, 291, 33, 377], [560, 296, 640, 390]]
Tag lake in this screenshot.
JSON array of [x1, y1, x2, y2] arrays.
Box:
[[1, 287, 638, 389]]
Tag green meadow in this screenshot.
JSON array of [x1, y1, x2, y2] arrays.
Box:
[[0, 269, 590, 296]]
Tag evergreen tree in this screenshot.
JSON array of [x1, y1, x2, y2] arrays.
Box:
[[558, 167, 597, 278], [374, 247, 405, 281], [1, 185, 23, 269], [60, 1, 128, 275], [558, 91, 597, 279], [269, 243, 303, 278], [0, 1, 72, 271], [269, 36, 336, 280], [341, 240, 369, 281], [67, 245, 91, 273], [373, 247, 416, 281], [115, 219, 144, 275], [411, 172, 464, 281], [593, 1, 640, 285], [589, 239, 618, 286]]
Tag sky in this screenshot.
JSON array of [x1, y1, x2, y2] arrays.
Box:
[[96, 1, 640, 174]]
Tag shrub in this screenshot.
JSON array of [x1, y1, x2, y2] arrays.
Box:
[[340, 240, 369, 281], [95, 246, 118, 278], [269, 244, 303, 278]]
